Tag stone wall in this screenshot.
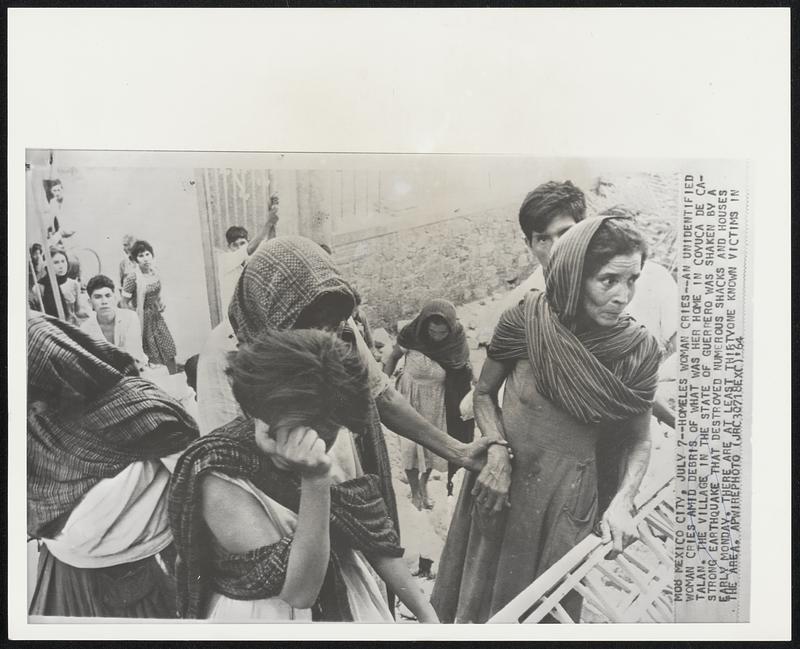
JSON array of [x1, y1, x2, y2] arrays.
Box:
[[332, 203, 535, 331]]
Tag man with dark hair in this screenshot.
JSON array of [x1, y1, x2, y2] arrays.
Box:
[[504, 183, 678, 356], [216, 195, 280, 311], [502, 180, 587, 309], [80, 274, 147, 368]]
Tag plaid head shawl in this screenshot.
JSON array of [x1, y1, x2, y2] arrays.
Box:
[[27, 314, 199, 538], [488, 215, 660, 424], [168, 417, 404, 620], [228, 236, 356, 342]]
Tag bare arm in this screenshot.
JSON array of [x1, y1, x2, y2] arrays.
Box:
[[382, 344, 404, 377], [201, 472, 332, 609], [600, 410, 652, 555], [652, 389, 675, 428], [246, 198, 280, 255], [368, 556, 438, 623], [471, 358, 514, 512], [375, 384, 491, 472]]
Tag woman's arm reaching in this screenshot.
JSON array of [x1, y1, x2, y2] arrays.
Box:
[[471, 357, 514, 512], [600, 410, 652, 556], [368, 556, 438, 623]]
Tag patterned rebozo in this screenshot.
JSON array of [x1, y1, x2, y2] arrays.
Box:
[[168, 417, 404, 620], [27, 314, 199, 539]]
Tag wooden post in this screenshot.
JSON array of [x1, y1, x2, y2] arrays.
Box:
[[27, 163, 65, 321]]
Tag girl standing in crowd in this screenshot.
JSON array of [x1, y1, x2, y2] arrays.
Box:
[[384, 300, 475, 510], [31, 248, 87, 326], [121, 240, 178, 374], [169, 328, 438, 622], [432, 215, 660, 623]]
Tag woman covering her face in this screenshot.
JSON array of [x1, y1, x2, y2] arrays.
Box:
[[385, 300, 475, 510], [169, 328, 437, 622], [431, 214, 661, 623]]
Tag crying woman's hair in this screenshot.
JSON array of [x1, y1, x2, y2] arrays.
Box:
[[228, 328, 371, 440]]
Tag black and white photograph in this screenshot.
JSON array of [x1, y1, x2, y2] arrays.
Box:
[[8, 7, 789, 643], [22, 150, 739, 625]]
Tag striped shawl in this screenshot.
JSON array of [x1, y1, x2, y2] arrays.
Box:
[[27, 314, 199, 538], [488, 216, 660, 424]]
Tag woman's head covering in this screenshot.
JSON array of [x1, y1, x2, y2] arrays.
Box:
[[228, 236, 356, 343], [489, 215, 659, 424], [397, 299, 470, 371], [543, 215, 616, 328], [27, 314, 198, 537], [28, 312, 138, 406]]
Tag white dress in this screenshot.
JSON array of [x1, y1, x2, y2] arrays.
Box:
[[205, 430, 393, 622]]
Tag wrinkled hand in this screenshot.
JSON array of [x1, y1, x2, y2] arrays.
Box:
[[471, 446, 512, 513], [456, 437, 493, 472], [255, 424, 331, 478], [600, 498, 638, 557]]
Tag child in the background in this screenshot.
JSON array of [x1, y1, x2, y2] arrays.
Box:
[[169, 328, 438, 622]]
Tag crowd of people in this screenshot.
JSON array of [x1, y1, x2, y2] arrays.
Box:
[[26, 178, 677, 623]]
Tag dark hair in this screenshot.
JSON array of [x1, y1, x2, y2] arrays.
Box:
[[583, 211, 649, 280], [293, 291, 355, 331], [229, 328, 370, 440], [518, 180, 587, 244], [30, 243, 43, 257], [49, 247, 68, 264], [225, 226, 249, 245], [51, 179, 62, 187], [129, 240, 154, 261], [86, 274, 115, 296]]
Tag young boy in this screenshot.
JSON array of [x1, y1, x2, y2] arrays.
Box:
[[170, 328, 438, 622], [80, 274, 147, 369]]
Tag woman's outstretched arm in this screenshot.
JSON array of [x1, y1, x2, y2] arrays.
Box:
[[600, 410, 652, 555]]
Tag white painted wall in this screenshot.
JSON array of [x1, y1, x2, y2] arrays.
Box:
[[26, 160, 212, 363]]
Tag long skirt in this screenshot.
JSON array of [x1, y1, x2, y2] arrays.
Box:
[[28, 544, 177, 619], [431, 361, 600, 623]]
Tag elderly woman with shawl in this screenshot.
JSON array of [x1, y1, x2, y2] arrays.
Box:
[[431, 215, 660, 623], [384, 300, 476, 510], [27, 314, 198, 618]]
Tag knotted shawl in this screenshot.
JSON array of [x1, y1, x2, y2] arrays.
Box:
[[27, 314, 199, 538], [168, 417, 404, 620], [488, 215, 660, 424], [398, 299, 474, 493]]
